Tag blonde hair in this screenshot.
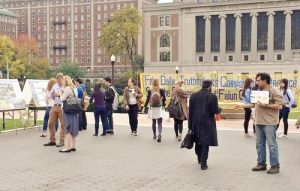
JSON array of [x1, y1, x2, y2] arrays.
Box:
[[47, 78, 57, 91], [56, 73, 64, 80], [64, 75, 76, 89], [175, 80, 184, 87], [150, 79, 160, 93]]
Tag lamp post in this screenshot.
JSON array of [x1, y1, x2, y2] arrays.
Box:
[[110, 54, 116, 83]]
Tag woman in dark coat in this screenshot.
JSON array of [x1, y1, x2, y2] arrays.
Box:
[[188, 80, 219, 170]]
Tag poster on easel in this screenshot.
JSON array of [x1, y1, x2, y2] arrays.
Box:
[[22, 80, 48, 107], [0, 79, 26, 111]]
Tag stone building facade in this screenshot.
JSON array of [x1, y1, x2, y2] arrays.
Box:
[[0, 7, 18, 40]]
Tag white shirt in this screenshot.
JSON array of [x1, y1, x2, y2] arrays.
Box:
[[128, 88, 137, 105]]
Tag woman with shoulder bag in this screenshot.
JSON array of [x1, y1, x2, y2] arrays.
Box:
[[59, 76, 79, 153], [144, 79, 166, 142], [123, 78, 143, 136], [170, 80, 189, 141], [278, 78, 295, 138]]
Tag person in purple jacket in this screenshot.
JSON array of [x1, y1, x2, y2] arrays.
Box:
[[90, 83, 109, 136]]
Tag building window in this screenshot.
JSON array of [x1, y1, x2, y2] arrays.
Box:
[[274, 11, 285, 50], [165, 16, 170, 26], [199, 56, 203, 62], [160, 16, 164, 26], [241, 13, 252, 51], [260, 55, 265, 61], [159, 16, 170, 27], [292, 10, 300, 49], [277, 54, 282, 60], [257, 12, 268, 51], [160, 33, 170, 47], [213, 56, 218, 62], [211, 15, 220, 52], [196, 16, 205, 52], [160, 51, 170, 62], [226, 14, 235, 51], [244, 55, 249, 61], [228, 55, 233, 61]]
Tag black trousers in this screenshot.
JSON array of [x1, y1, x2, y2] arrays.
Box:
[[244, 108, 252, 133], [82, 111, 87, 129], [106, 105, 114, 131], [174, 118, 183, 137], [195, 144, 209, 164], [278, 107, 290, 135], [128, 104, 139, 132]]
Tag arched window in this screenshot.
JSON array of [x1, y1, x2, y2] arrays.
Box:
[[160, 34, 170, 47]]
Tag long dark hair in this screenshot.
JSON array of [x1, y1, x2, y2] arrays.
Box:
[[94, 83, 101, 93], [280, 78, 288, 95], [242, 78, 253, 97]]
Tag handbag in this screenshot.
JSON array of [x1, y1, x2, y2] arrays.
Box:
[[181, 130, 194, 149], [168, 95, 182, 119], [63, 89, 82, 114], [286, 92, 297, 108]]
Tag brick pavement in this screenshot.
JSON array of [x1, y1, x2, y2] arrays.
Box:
[[0, 119, 300, 191]]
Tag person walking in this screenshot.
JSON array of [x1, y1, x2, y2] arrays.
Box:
[[188, 80, 219, 170], [278, 78, 295, 138], [90, 83, 109, 136], [104, 77, 115, 135], [144, 79, 166, 142], [44, 73, 65, 147], [242, 78, 254, 136], [123, 78, 143, 136], [170, 80, 189, 141], [236, 73, 283, 174], [40, 78, 58, 137], [59, 76, 80, 153]]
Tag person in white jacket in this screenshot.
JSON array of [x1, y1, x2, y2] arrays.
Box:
[[277, 78, 295, 138]]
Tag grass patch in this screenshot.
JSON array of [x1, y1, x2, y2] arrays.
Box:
[[288, 111, 300, 120], [0, 119, 43, 131]]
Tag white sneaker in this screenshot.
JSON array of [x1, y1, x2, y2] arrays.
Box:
[[177, 134, 182, 141], [278, 134, 288, 138]]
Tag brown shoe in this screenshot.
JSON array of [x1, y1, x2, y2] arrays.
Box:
[[267, 166, 280, 174], [252, 164, 267, 171], [43, 142, 56, 146]]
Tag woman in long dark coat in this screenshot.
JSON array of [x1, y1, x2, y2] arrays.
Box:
[[188, 80, 219, 170]]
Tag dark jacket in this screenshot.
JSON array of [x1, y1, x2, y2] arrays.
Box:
[[144, 89, 166, 108], [188, 88, 219, 146], [105, 85, 115, 106], [90, 90, 106, 108]]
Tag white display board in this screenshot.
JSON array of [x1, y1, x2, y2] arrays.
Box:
[[0, 79, 26, 111], [23, 79, 48, 107], [250, 91, 270, 104]]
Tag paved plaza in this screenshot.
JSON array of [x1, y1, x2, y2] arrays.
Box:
[[0, 113, 300, 191]]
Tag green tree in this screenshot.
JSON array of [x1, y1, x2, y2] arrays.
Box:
[[99, 6, 142, 71], [25, 57, 49, 79], [0, 36, 21, 78], [56, 60, 84, 78]]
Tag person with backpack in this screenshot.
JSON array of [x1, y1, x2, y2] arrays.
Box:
[[123, 78, 143, 136], [169, 80, 189, 141], [104, 77, 117, 135], [277, 78, 295, 138], [74, 78, 85, 131], [144, 79, 166, 142]]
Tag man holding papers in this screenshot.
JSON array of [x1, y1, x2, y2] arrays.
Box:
[[236, 73, 283, 174]]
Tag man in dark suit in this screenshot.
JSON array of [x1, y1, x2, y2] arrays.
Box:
[[188, 80, 219, 170]]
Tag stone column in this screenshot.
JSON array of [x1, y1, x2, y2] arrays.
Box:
[[204, 15, 211, 62], [267, 11, 275, 61], [219, 14, 227, 62], [234, 13, 242, 62], [284, 10, 293, 59], [250, 12, 258, 61]]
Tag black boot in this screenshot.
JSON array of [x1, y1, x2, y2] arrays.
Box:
[[201, 162, 208, 170]]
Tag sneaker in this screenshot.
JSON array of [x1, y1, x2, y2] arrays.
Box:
[[252, 164, 267, 171], [267, 166, 280, 174], [56, 142, 64, 147], [244, 133, 253, 137], [133, 131, 138, 136], [278, 134, 288, 138], [201, 163, 208, 170], [43, 142, 56, 146], [153, 135, 157, 140], [131, 131, 134, 135], [157, 135, 161, 143], [177, 134, 182, 141], [40, 133, 47, 137]]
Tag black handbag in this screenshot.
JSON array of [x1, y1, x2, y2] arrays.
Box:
[[63, 90, 82, 114], [168, 95, 182, 119], [181, 130, 194, 149]]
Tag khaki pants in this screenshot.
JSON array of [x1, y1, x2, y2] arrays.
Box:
[[49, 105, 65, 143]]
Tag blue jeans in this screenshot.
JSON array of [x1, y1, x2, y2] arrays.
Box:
[[256, 124, 280, 167], [94, 106, 109, 135], [43, 107, 58, 132]]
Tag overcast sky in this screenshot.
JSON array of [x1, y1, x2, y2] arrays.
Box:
[[158, 0, 173, 3]]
